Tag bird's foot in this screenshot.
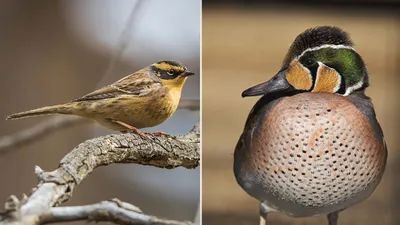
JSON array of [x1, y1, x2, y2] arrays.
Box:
[[126, 127, 151, 139], [115, 121, 151, 139], [150, 131, 168, 137]]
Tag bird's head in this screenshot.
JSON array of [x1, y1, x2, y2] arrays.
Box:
[[150, 60, 195, 89], [242, 26, 368, 98]]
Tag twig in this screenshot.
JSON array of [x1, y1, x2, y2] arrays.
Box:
[[0, 117, 87, 154], [0, 99, 199, 154], [178, 99, 200, 111], [38, 199, 192, 225], [0, 122, 200, 225], [101, 0, 143, 80]]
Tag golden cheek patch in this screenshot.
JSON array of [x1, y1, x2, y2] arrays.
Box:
[[312, 63, 341, 93], [285, 60, 313, 90], [160, 76, 187, 89], [154, 62, 184, 72]]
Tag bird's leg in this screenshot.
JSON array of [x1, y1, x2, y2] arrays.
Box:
[[259, 215, 267, 225], [327, 211, 339, 225], [113, 120, 167, 138], [150, 131, 168, 136], [114, 120, 150, 139], [259, 202, 272, 225]]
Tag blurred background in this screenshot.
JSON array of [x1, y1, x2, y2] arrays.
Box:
[[203, 1, 399, 225], [0, 0, 200, 223]]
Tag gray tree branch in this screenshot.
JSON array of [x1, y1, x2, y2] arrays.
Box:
[[38, 199, 191, 225], [0, 122, 200, 225], [0, 117, 87, 154]]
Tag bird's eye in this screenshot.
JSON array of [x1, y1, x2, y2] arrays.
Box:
[[304, 59, 314, 67], [167, 70, 174, 76]]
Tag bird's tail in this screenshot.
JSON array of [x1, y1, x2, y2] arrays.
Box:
[[6, 103, 75, 120]]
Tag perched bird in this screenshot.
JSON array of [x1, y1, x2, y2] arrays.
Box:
[[6, 61, 195, 136], [233, 26, 387, 225]]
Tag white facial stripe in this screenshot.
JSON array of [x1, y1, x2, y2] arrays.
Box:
[[334, 72, 342, 93], [344, 79, 364, 96], [297, 44, 356, 60]]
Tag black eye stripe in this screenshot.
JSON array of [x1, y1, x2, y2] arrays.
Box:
[[337, 77, 346, 94], [304, 59, 314, 67], [308, 64, 318, 91], [150, 63, 187, 80]]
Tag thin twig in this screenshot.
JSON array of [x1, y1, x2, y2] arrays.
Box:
[[178, 99, 200, 111], [38, 199, 192, 225], [0, 117, 88, 154], [100, 0, 143, 82]]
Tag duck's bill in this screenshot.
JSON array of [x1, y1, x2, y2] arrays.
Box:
[[241, 70, 291, 97]]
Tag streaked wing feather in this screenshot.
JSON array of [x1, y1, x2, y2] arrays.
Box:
[[74, 71, 160, 102]]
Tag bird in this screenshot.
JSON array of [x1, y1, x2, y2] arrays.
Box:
[[233, 26, 387, 225], [6, 60, 195, 137]]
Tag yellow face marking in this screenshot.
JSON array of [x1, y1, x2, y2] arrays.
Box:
[[153, 62, 184, 73], [312, 63, 341, 93], [160, 76, 187, 91], [160, 76, 187, 108], [285, 59, 313, 91]]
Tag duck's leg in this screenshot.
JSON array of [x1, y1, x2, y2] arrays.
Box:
[[259, 202, 273, 225], [327, 211, 340, 225]]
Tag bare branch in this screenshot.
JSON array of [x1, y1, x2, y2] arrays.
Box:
[[0, 122, 200, 225], [101, 0, 143, 80], [178, 99, 200, 111], [0, 117, 87, 154], [38, 199, 192, 225]]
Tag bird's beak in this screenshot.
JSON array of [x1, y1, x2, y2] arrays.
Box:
[[241, 69, 292, 97], [182, 71, 195, 77]]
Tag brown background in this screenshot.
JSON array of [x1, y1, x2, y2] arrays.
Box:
[[0, 0, 200, 223], [202, 4, 399, 225]]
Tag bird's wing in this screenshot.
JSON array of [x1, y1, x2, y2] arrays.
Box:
[[74, 71, 161, 102]]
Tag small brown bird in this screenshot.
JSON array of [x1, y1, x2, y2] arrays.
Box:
[[6, 60, 195, 136]]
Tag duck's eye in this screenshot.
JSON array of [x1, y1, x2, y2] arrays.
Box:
[[167, 70, 174, 75], [304, 59, 314, 67]]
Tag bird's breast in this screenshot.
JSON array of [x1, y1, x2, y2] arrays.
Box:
[[119, 87, 179, 128], [234, 92, 386, 216]]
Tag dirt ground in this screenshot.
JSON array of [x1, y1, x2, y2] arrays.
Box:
[[202, 7, 399, 225]]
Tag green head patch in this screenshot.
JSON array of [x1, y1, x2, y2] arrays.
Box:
[[297, 45, 367, 95]]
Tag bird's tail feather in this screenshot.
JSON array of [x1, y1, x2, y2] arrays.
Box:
[[6, 103, 75, 120]]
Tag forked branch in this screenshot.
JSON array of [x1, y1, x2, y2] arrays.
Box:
[[0, 122, 200, 225]]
